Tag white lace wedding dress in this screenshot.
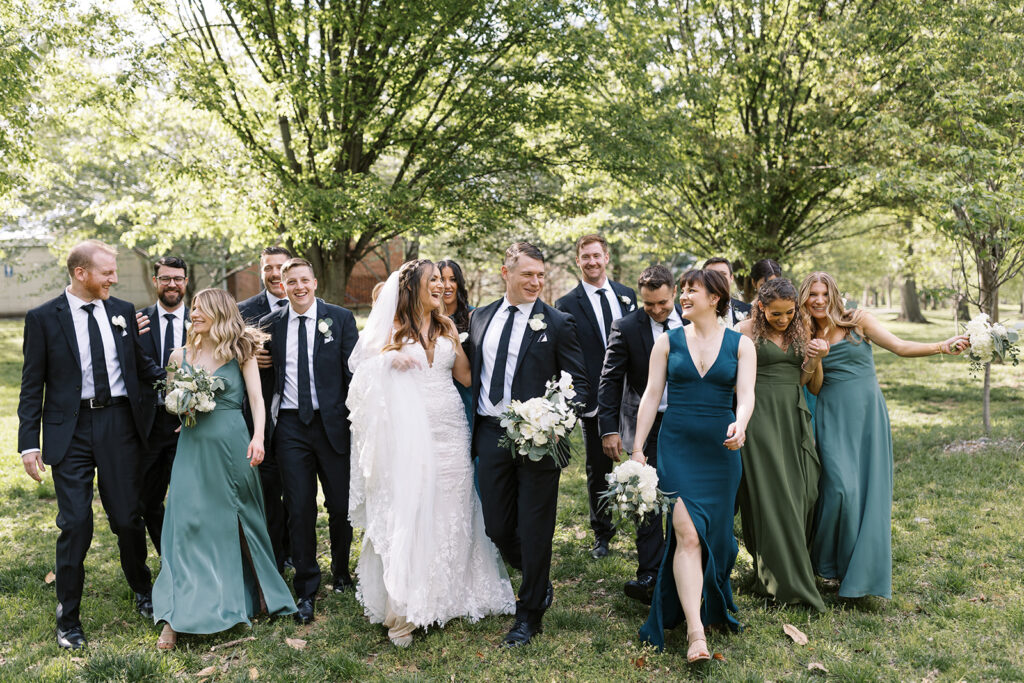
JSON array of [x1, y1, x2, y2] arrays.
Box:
[[348, 334, 515, 631]]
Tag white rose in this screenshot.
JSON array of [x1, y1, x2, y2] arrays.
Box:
[[528, 314, 547, 331], [533, 432, 548, 446], [164, 389, 182, 413], [459, 331, 469, 343], [318, 320, 329, 335]]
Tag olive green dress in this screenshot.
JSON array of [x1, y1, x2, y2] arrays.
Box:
[[737, 341, 824, 611], [153, 356, 296, 633]]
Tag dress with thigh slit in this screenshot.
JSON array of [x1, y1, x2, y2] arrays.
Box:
[[153, 354, 296, 633], [639, 327, 742, 650]]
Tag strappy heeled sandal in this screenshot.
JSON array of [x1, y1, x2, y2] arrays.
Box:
[[686, 628, 710, 663], [157, 623, 177, 651]]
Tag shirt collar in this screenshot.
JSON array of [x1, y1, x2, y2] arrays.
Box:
[[156, 302, 184, 319], [288, 303, 316, 322], [581, 279, 610, 297], [500, 297, 534, 317], [65, 288, 101, 310], [266, 290, 287, 310]]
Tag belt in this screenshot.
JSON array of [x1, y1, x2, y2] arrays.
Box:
[[80, 396, 129, 409], [278, 409, 321, 416]]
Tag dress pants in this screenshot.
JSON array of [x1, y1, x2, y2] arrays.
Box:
[[582, 414, 615, 544], [273, 410, 352, 600], [474, 416, 560, 619], [51, 403, 151, 631], [635, 412, 666, 579], [138, 410, 180, 554], [258, 446, 289, 571]]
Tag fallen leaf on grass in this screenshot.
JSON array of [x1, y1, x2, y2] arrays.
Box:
[[783, 624, 808, 645], [969, 594, 987, 603], [44, 571, 55, 584], [712, 652, 724, 661], [808, 662, 828, 674], [922, 669, 940, 683], [196, 665, 217, 677], [248, 667, 259, 680], [631, 656, 646, 669], [210, 636, 255, 651], [70, 657, 85, 664], [285, 637, 307, 650]]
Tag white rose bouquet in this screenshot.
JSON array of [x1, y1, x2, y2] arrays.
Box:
[[598, 460, 673, 530], [963, 314, 1020, 375], [498, 371, 581, 465], [154, 363, 226, 428]]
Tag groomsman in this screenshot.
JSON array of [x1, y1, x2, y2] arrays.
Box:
[[238, 246, 291, 571], [17, 240, 164, 649], [554, 234, 636, 560], [261, 258, 359, 624], [703, 257, 751, 328], [469, 242, 589, 646], [137, 256, 190, 554], [598, 264, 686, 604]]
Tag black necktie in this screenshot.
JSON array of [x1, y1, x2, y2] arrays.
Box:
[[297, 315, 313, 424], [162, 313, 176, 368], [82, 304, 111, 405], [489, 305, 519, 406], [596, 289, 613, 342], [661, 319, 670, 333], [276, 299, 288, 308]]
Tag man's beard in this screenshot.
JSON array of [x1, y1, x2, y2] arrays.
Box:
[[159, 290, 182, 307]]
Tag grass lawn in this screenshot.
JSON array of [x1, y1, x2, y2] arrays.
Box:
[[0, 310, 1021, 681]]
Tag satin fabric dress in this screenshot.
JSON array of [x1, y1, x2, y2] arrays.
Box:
[[640, 327, 742, 650], [153, 355, 296, 633]]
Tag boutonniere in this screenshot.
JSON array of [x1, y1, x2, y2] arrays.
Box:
[[458, 331, 469, 344], [735, 309, 748, 322], [111, 315, 127, 336], [528, 313, 547, 332], [317, 318, 334, 342], [619, 294, 635, 312]]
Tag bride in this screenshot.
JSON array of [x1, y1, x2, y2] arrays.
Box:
[[347, 259, 515, 647]]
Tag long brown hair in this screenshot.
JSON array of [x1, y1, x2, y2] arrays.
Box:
[[751, 278, 808, 355], [187, 288, 267, 364], [383, 259, 458, 353], [798, 272, 862, 342]]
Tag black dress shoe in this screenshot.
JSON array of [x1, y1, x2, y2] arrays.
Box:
[[294, 597, 315, 624], [590, 540, 610, 559], [542, 581, 553, 609], [624, 575, 656, 605], [56, 626, 87, 650], [283, 556, 295, 571], [501, 617, 542, 647], [332, 575, 354, 594], [135, 591, 154, 619]]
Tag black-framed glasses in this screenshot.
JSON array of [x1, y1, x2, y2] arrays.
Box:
[[157, 276, 187, 284]]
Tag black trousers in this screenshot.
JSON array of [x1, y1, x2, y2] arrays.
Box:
[[51, 403, 151, 631], [273, 411, 352, 600], [258, 446, 289, 571], [474, 416, 560, 619], [138, 411, 180, 554], [635, 412, 666, 579], [582, 414, 615, 544]]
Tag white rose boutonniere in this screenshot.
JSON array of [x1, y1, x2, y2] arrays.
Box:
[[528, 313, 547, 332], [619, 294, 635, 312], [735, 309, 748, 322], [458, 331, 469, 344], [111, 315, 128, 336], [317, 318, 334, 342]]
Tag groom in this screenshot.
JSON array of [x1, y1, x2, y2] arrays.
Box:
[[469, 242, 589, 647]]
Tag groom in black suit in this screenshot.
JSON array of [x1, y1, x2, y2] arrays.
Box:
[[137, 256, 190, 555], [598, 264, 686, 604], [554, 234, 636, 560], [17, 240, 165, 649], [468, 242, 589, 647], [261, 258, 359, 624]]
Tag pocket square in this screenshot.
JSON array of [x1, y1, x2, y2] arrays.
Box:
[[538, 333, 548, 342]]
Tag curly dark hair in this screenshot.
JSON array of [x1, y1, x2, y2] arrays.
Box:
[[436, 258, 471, 333], [750, 278, 808, 356], [383, 259, 458, 353]]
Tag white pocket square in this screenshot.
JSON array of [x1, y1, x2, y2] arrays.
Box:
[[538, 333, 548, 342]]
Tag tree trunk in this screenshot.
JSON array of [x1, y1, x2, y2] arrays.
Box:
[[1019, 278, 1023, 315], [982, 363, 992, 437], [305, 241, 351, 307], [979, 258, 1000, 323], [898, 276, 928, 322], [956, 295, 970, 324]]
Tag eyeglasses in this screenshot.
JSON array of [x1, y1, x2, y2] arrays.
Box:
[[157, 276, 187, 284]]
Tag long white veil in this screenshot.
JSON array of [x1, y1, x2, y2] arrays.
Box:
[[346, 270, 440, 625]]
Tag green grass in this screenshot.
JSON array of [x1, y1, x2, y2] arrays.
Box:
[[0, 310, 1021, 681]]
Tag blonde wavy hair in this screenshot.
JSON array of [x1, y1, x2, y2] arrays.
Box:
[[383, 259, 458, 353], [798, 271, 862, 342], [186, 288, 267, 363]]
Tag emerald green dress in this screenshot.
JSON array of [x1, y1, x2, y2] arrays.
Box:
[[153, 355, 296, 633], [737, 341, 824, 611]]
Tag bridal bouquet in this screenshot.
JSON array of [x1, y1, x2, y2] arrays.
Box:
[[498, 371, 581, 465], [963, 314, 1020, 375], [154, 363, 226, 428], [599, 460, 672, 530]]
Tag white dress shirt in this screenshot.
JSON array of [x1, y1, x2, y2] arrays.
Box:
[[651, 309, 684, 412], [266, 291, 288, 311], [477, 298, 533, 417], [156, 302, 186, 362], [280, 305, 320, 411], [65, 289, 127, 400], [581, 278, 624, 342]]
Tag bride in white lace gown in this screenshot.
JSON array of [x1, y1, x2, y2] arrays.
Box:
[[347, 260, 515, 647]]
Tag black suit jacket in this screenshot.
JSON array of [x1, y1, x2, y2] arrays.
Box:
[[467, 298, 590, 421], [554, 280, 637, 412], [260, 299, 359, 454], [730, 297, 751, 326], [597, 305, 687, 437], [238, 291, 273, 326], [137, 303, 190, 437], [17, 293, 166, 465]]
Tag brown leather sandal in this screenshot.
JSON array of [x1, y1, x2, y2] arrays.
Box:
[[157, 623, 177, 651], [686, 628, 710, 663]]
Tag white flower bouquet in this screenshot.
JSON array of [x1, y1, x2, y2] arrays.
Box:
[[498, 371, 581, 465], [599, 460, 673, 530], [154, 363, 226, 427], [963, 314, 1020, 375]]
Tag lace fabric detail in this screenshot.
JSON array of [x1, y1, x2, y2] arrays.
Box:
[[348, 336, 515, 629]]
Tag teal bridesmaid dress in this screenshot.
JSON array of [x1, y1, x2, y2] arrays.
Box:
[[640, 328, 742, 650], [153, 355, 296, 633], [811, 333, 893, 599]]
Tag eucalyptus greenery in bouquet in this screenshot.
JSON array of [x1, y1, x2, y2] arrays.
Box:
[[154, 363, 226, 428], [498, 371, 581, 466], [599, 460, 673, 530]]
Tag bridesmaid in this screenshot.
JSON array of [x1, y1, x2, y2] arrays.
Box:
[[436, 258, 474, 426], [799, 272, 968, 599], [633, 269, 756, 662], [749, 258, 781, 292], [735, 279, 827, 611]]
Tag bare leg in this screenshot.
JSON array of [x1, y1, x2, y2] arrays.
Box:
[[671, 500, 709, 662], [239, 522, 267, 614]]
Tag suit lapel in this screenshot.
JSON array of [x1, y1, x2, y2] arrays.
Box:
[[574, 284, 603, 341], [272, 310, 289, 394], [55, 295, 82, 372], [512, 299, 544, 380], [471, 299, 501, 379], [182, 308, 190, 347], [312, 300, 325, 361], [638, 310, 655, 359], [107, 302, 128, 375]]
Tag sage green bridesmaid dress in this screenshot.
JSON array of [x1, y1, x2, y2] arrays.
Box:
[[153, 355, 296, 633], [737, 341, 824, 611]]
